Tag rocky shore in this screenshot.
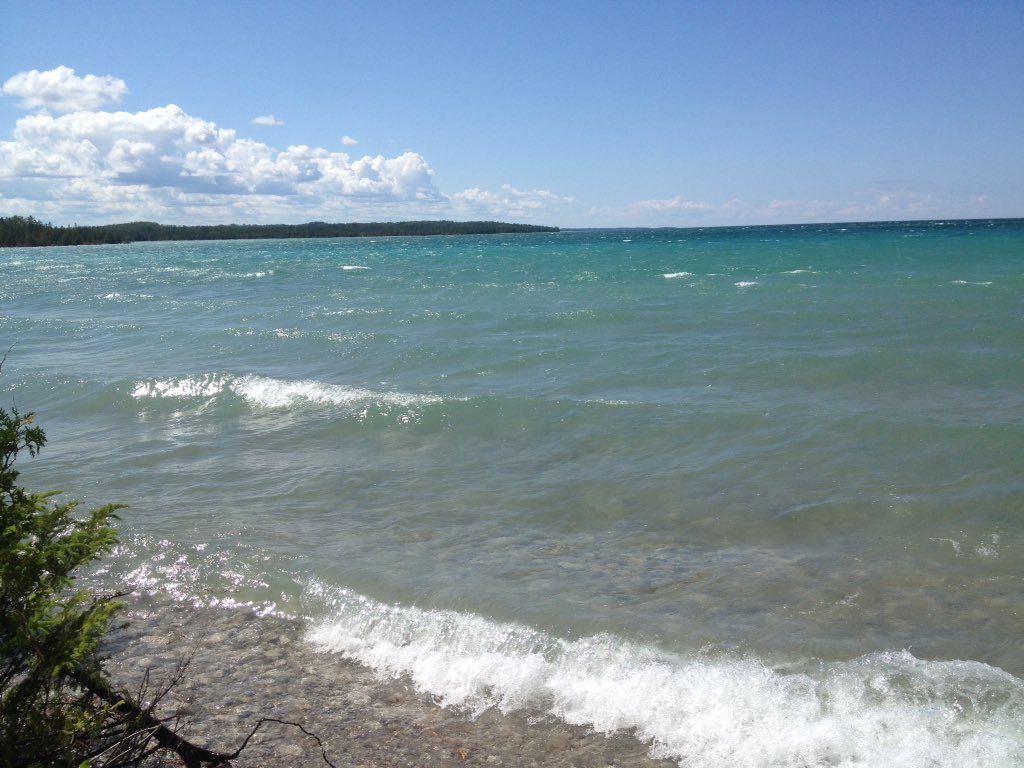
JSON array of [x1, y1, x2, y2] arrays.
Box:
[[105, 596, 677, 768]]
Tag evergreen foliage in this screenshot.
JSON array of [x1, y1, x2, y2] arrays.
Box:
[[0, 392, 123, 765], [0, 216, 558, 247]]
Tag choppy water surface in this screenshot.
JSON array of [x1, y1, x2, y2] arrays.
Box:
[[3, 220, 1023, 765]]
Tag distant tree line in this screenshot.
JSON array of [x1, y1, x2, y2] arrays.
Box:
[[0, 216, 558, 247]]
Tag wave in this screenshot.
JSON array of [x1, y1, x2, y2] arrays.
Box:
[[109, 374, 667, 442], [663, 271, 695, 279], [130, 373, 444, 412], [306, 584, 1024, 768]]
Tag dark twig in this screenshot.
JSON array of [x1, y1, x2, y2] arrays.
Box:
[[72, 666, 338, 767], [225, 718, 338, 768], [70, 670, 232, 768]]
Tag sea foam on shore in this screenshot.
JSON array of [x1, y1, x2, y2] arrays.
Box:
[[107, 591, 1024, 768], [305, 585, 1024, 768], [107, 595, 676, 768]]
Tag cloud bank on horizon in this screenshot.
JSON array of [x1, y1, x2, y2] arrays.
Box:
[[0, 66, 574, 226], [0, 63, 1012, 228]]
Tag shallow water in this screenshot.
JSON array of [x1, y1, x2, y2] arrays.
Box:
[[108, 595, 675, 768], [4, 220, 1023, 765]]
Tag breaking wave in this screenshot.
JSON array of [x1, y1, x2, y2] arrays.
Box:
[[305, 584, 1024, 768], [130, 373, 444, 412]]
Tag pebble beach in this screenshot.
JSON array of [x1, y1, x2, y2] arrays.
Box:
[[108, 595, 676, 768]]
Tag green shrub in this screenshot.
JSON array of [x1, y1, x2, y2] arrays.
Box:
[[0, 402, 123, 767]]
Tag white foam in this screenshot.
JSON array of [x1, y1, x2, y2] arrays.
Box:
[[100, 292, 154, 302], [131, 374, 229, 399], [663, 271, 695, 279], [930, 537, 962, 555], [734, 281, 759, 288], [306, 587, 1024, 768], [976, 534, 1000, 559], [232, 375, 442, 410], [952, 280, 993, 286], [341, 265, 372, 271], [131, 373, 444, 412]]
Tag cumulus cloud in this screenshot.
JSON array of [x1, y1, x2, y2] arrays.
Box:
[[2, 65, 128, 112], [0, 97, 443, 222], [341, 135, 358, 146], [0, 66, 574, 225], [251, 114, 285, 126]]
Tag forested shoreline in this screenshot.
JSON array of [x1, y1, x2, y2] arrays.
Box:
[[0, 216, 558, 247]]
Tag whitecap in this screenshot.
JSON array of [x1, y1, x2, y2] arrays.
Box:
[[976, 533, 1000, 558], [734, 281, 759, 288], [929, 537, 961, 556], [341, 265, 372, 271], [231, 375, 443, 410], [306, 586, 1024, 768], [130, 373, 444, 412], [663, 272, 694, 279], [131, 374, 230, 400]]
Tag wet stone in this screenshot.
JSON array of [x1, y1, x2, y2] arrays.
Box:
[[105, 594, 677, 768]]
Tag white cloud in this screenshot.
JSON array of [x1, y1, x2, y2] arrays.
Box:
[[0, 67, 575, 225], [341, 135, 358, 146], [760, 186, 990, 223], [0, 96, 447, 222], [2, 65, 128, 112], [707, 188, 991, 225], [582, 195, 715, 226], [631, 196, 711, 213], [452, 184, 574, 218], [252, 114, 284, 126]]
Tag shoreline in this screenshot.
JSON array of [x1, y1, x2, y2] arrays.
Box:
[[106, 595, 676, 767]]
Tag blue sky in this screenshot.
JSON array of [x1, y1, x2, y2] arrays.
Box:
[[2, 0, 1021, 227]]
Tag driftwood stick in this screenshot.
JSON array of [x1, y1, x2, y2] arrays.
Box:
[[71, 668, 337, 767], [71, 669, 231, 768], [224, 718, 337, 768]]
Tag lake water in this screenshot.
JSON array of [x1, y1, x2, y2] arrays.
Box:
[[3, 220, 1022, 766]]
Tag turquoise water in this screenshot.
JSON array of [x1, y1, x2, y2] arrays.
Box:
[[3, 220, 1023, 765]]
